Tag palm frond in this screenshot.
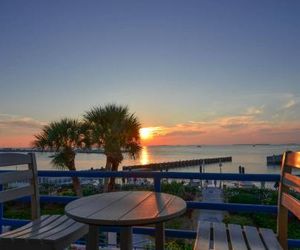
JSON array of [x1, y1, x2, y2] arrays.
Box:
[[84, 104, 142, 163], [50, 152, 68, 170]]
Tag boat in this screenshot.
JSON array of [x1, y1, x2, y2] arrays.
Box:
[[266, 154, 282, 165]]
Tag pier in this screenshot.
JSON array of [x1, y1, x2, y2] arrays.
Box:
[[123, 156, 232, 171]]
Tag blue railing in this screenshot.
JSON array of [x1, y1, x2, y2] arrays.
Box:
[[1, 170, 300, 248]]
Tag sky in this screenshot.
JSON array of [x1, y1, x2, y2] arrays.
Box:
[[0, 0, 300, 147]]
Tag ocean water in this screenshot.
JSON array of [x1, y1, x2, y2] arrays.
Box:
[[33, 144, 300, 174]]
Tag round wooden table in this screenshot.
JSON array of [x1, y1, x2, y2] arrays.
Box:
[[65, 191, 186, 250]]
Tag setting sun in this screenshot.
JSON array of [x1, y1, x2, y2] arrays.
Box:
[[139, 128, 153, 140]]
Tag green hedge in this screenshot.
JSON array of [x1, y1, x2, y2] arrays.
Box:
[[224, 187, 300, 239]]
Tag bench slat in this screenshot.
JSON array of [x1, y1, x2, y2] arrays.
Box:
[[282, 193, 300, 220], [45, 221, 88, 242], [285, 152, 300, 169], [228, 224, 247, 250], [260, 228, 283, 250], [48, 221, 88, 250], [213, 222, 229, 250], [0, 216, 51, 238], [18, 216, 69, 239], [0, 216, 88, 250], [28, 216, 75, 239], [244, 226, 265, 250], [0, 185, 34, 203], [2, 215, 61, 238], [0, 170, 33, 185], [193, 221, 211, 250], [0, 153, 32, 167], [283, 173, 300, 193]]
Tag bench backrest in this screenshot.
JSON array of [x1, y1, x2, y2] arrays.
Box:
[[277, 151, 300, 249], [0, 153, 40, 220]]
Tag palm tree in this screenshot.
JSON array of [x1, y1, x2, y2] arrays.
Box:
[[33, 118, 89, 196], [84, 104, 141, 191]]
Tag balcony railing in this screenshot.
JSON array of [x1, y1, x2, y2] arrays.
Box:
[[1, 170, 300, 248]]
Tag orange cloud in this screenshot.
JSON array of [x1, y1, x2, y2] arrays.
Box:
[[144, 114, 300, 145]]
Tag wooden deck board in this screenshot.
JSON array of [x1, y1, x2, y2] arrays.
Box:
[[193, 221, 211, 250], [228, 224, 247, 250], [213, 222, 229, 250], [260, 228, 283, 250], [244, 226, 265, 250]]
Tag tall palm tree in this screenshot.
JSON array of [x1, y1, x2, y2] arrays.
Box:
[[33, 118, 89, 196], [84, 104, 141, 191]]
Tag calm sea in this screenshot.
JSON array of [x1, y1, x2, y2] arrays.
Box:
[[33, 144, 300, 174]]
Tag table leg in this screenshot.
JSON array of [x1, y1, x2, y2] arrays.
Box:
[[120, 226, 132, 250], [155, 222, 165, 250], [87, 225, 99, 250]]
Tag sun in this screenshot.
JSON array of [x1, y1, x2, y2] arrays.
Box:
[[139, 128, 153, 140]]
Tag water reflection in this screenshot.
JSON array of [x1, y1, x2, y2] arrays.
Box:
[[140, 146, 150, 165], [33, 145, 300, 174]]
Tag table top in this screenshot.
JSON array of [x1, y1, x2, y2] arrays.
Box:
[[65, 191, 186, 226]]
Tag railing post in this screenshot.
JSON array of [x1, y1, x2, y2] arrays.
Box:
[[0, 184, 3, 234], [154, 176, 161, 192]]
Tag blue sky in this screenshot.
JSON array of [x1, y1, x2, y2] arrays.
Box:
[[0, 1, 299, 146]]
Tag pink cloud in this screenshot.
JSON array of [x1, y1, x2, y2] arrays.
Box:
[[0, 114, 45, 147]]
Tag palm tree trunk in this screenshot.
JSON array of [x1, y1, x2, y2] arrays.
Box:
[[72, 176, 83, 197], [103, 157, 112, 192], [67, 154, 83, 197], [108, 161, 119, 192]]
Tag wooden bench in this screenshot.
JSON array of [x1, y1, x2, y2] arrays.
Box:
[[0, 153, 88, 250], [194, 222, 282, 250], [194, 151, 300, 250]]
